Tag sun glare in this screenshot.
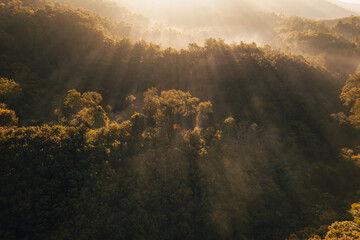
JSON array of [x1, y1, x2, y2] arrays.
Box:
[[118, 0, 218, 17], [128, 0, 216, 7]]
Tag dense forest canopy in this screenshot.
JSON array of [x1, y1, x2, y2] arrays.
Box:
[[21, 0, 360, 79], [0, 0, 360, 240]]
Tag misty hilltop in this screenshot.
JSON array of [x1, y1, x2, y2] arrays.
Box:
[[328, 0, 360, 14], [116, 0, 357, 25], [45, 0, 360, 50]]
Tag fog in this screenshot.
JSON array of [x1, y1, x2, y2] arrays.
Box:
[[106, 0, 357, 48], [116, 0, 355, 25], [51, 0, 359, 48], [329, 0, 360, 13]]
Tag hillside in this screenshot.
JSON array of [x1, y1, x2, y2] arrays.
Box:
[[0, 1, 360, 240], [45, 0, 360, 76], [117, 0, 356, 23], [277, 16, 360, 78], [53, 0, 149, 25]]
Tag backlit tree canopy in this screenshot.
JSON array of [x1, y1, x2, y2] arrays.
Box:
[[0, 1, 360, 240]]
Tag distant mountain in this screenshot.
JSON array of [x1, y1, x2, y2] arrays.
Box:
[[43, 0, 358, 49], [328, 0, 360, 15], [250, 0, 357, 19], [116, 0, 357, 25], [51, 0, 150, 27]]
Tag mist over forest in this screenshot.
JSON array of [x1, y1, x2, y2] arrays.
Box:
[[0, 0, 360, 240]]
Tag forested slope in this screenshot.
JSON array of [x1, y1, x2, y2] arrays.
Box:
[[0, 1, 359, 240], [278, 16, 360, 78]]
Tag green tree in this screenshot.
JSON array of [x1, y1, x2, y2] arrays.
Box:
[[0, 103, 18, 126], [196, 101, 214, 129], [309, 203, 360, 240], [57, 89, 109, 128], [341, 71, 360, 128], [0, 78, 21, 105]]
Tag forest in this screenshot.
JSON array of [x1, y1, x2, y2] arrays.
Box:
[[0, 0, 360, 239]]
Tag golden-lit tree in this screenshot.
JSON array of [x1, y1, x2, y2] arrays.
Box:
[[56, 89, 109, 128], [0, 103, 18, 127], [341, 71, 360, 128]]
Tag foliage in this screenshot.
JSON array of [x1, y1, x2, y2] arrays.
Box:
[[279, 16, 360, 77], [0, 78, 21, 98], [0, 103, 18, 126], [0, 1, 360, 240], [308, 203, 360, 240], [55, 89, 109, 128]]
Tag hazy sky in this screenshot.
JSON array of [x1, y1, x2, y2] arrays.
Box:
[[337, 0, 360, 3]]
